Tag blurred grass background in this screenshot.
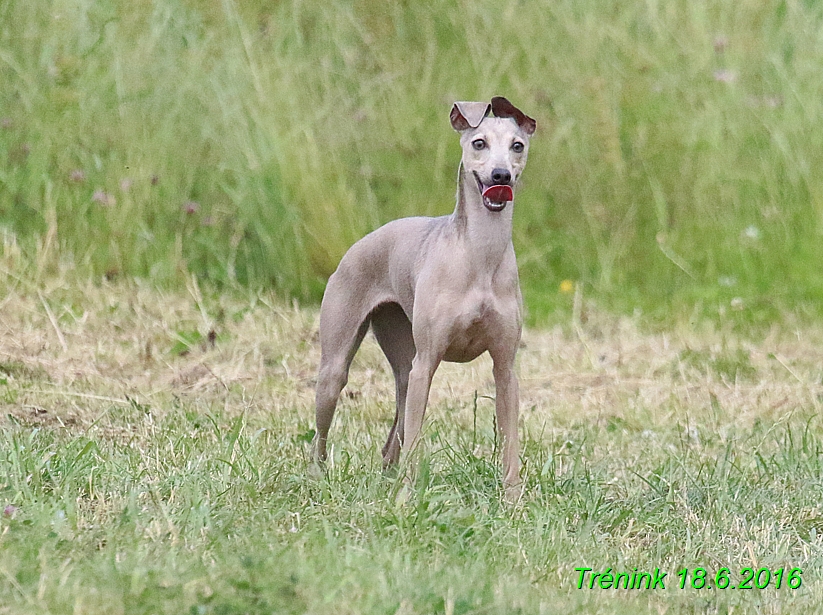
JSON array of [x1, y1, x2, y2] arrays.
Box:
[[2, 0, 823, 325]]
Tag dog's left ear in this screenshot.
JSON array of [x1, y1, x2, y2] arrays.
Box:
[[491, 96, 536, 135], [450, 101, 492, 131]]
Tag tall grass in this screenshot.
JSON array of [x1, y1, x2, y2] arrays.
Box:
[[2, 0, 823, 321]]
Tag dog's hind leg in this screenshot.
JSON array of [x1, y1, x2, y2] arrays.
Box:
[[370, 302, 415, 468], [313, 285, 372, 463]]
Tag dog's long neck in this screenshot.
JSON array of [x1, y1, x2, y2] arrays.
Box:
[[452, 163, 514, 270]]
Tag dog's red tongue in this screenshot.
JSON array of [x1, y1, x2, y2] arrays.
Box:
[[482, 185, 513, 204]]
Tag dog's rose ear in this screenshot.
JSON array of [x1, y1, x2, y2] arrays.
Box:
[[450, 102, 491, 131], [491, 96, 536, 135]]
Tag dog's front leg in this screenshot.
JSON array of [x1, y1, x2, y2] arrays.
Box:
[[493, 356, 521, 502], [400, 286, 450, 483], [402, 352, 440, 460]]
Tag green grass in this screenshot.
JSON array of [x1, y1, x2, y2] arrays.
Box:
[[3, 0, 823, 324], [2, 279, 823, 613], [4, 404, 823, 614]]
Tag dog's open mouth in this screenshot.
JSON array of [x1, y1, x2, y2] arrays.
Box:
[[473, 172, 513, 212]]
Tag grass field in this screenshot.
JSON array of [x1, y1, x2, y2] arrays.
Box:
[[4, 1, 823, 613], [2, 274, 823, 613]]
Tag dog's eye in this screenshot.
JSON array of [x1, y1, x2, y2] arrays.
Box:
[[472, 139, 486, 151], [511, 142, 525, 153]]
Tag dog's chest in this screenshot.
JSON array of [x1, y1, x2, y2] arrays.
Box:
[[442, 291, 512, 362]]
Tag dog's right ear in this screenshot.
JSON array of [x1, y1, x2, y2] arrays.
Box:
[[450, 101, 491, 131]]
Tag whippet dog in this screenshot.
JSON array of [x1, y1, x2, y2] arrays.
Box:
[[313, 96, 536, 499]]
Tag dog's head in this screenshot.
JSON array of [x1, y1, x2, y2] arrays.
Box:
[[450, 96, 536, 212]]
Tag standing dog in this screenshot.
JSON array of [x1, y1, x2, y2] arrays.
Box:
[[313, 97, 536, 499]]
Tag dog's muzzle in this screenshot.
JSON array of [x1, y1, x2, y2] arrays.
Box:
[[474, 172, 514, 212]]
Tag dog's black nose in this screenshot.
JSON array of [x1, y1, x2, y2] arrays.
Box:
[[491, 168, 511, 185]]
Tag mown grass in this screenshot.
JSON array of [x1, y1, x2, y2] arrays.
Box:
[[5, 404, 823, 614], [2, 277, 823, 613], [3, 0, 823, 324]]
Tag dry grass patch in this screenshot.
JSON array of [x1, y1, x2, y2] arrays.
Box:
[[2, 276, 821, 446]]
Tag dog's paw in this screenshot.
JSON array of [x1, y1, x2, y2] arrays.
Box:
[[394, 481, 413, 507], [307, 461, 326, 480], [503, 482, 523, 505]]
